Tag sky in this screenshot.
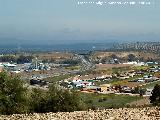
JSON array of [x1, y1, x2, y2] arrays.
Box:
[[0, 0, 160, 45]]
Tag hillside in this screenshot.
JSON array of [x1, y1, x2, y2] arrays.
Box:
[[0, 107, 159, 120], [92, 51, 160, 62]]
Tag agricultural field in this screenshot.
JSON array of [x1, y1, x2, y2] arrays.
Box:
[[80, 93, 141, 109]]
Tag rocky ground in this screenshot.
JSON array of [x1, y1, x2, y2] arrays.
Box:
[[0, 107, 160, 120]]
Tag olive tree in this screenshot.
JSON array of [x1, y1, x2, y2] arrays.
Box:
[[150, 84, 160, 106], [0, 72, 29, 114]]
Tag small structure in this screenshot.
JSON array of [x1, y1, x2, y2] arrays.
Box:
[[99, 84, 111, 92], [83, 86, 101, 92], [145, 89, 153, 96], [123, 61, 138, 65], [136, 62, 145, 66], [72, 80, 93, 88], [137, 78, 145, 83], [3, 63, 17, 71], [146, 62, 158, 66]]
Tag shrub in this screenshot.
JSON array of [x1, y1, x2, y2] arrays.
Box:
[[0, 72, 29, 114], [150, 84, 160, 106], [98, 98, 107, 102], [29, 88, 48, 113], [0, 72, 86, 114], [45, 84, 86, 112], [29, 84, 86, 113]]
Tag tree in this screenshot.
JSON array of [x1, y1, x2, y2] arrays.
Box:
[[139, 89, 146, 97], [29, 84, 86, 113], [0, 55, 16, 62], [0, 72, 87, 114], [46, 84, 86, 112], [29, 88, 48, 113], [128, 54, 136, 62], [110, 54, 118, 59], [60, 59, 80, 66], [0, 72, 29, 114], [150, 84, 160, 106], [17, 55, 34, 64]]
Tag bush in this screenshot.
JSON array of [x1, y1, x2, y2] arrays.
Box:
[[128, 54, 136, 62], [98, 98, 107, 102], [150, 84, 160, 106], [60, 59, 80, 65], [17, 55, 34, 64], [29, 84, 86, 113], [45, 84, 86, 112], [0, 55, 16, 62], [0, 72, 86, 114], [0, 72, 29, 114], [29, 88, 48, 113]]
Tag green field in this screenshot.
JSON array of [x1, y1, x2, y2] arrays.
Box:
[[65, 65, 81, 70], [80, 93, 141, 109]]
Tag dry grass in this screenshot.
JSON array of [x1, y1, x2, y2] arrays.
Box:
[[37, 52, 74, 61], [96, 64, 132, 70], [92, 51, 160, 61]]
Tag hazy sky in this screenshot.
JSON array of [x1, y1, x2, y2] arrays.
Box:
[[0, 0, 160, 44]]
